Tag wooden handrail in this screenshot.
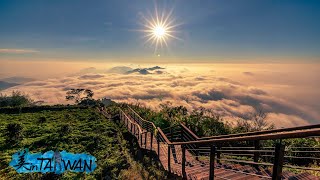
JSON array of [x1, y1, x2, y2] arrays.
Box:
[[115, 107, 320, 180], [180, 123, 200, 139], [127, 106, 157, 130], [122, 107, 320, 147], [170, 128, 320, 145], [157, 127, 172, 144], [124, 106, 320, 147], [119, 109, 143, 134], [197, 123, 320, 140]]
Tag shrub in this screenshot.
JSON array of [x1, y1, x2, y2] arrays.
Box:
[[38, 116, 46, 123], [59, 124, 72, 137], [0, 91, 33, 107], [5, 122, 24, 144]]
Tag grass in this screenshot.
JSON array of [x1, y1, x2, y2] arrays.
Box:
[[0, 107, 166, 180]]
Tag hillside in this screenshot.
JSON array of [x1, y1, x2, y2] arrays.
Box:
[[0, 101, 319, 180], [0, 107, 166, 180]]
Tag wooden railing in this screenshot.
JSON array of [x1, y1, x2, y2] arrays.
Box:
[[170, 128, 320, 179], [116, 106, 320, 180]]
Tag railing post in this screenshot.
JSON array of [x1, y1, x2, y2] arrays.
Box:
[[134, 124, 136, 136], [140, 132, 143, 147], [181, 145, 187, 179], [209, 145, 216, 180], [157, 135, 160, 156], [121, 112, 124, 124], [216, 145, 221, 164], [195, 144, 199, 161], [150, 132, 153, 163], [170, 127, 173, 141], [272, 142, 285, 180], [127, 119, 129, 128], [126, 117, 128, 126], [254, 140, 260, 168], [168, 144, 171, 174], [130, 122, 133, 133], [150, 132, 153, 151], [180, 125, 183, 141], [145, 132, 147, 148]]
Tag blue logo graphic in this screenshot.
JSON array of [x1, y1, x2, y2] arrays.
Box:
[[9, 149, 97, 174]]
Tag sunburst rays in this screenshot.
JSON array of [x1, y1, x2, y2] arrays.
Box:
[[139, 5, 181, 54]]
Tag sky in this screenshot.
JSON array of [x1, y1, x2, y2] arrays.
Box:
[[1, 1, 320, 128], [0, 0, 320, 62]]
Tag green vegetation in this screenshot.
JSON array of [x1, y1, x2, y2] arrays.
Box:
[[66, 89, 94, 103], [0, 91, 33, 107], [0, 107, 166, 179], [66, 88, 101, 106], [4, 123, 24, 145], [128, 102, 273, 137]]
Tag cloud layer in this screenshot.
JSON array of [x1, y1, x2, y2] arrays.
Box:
[[2, 64, 319, 128]]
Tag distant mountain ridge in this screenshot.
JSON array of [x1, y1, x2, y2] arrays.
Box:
[[0, 76, 34, 84], [106, 66, 133, 74], [126, 66, 165, 75], [77, 66, 166, 75], [0, 81, 19, 90], [0, 76, 35, 90]]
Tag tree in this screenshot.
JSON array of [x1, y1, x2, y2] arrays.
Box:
[[65, 89, 94, 105], [233, 118, 253, 133], [159, 102, 188, 125], [0, 91, 33, 107], [186, 107, 230, 137], [249, 109, 274, 131], [234, 109, 274, 133]]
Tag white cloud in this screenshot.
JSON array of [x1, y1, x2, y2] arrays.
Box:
[[2, 64, 320, 128], [0, 48, 39, 54]]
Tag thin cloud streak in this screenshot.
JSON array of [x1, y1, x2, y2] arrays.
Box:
[[0, 48, 39, 54]]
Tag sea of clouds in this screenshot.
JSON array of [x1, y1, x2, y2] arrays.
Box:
[[2, 63, 319, 128]]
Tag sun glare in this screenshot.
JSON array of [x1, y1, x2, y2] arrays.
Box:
[[140, 6, 181, 53], [154, 25, 166, 38]]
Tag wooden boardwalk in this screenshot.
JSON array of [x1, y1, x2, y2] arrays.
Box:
[[120, 110, 274, 180], [142, 132, 272, 180], [101, 107, 320, 180]]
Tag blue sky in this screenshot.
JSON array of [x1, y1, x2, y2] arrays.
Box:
[[0, 0, 319, 62]]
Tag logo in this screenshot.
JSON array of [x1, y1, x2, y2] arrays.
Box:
[[9, 149, 97, 174]]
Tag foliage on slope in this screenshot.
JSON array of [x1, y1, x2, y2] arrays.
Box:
[[0, 107, 165, 180], [126, 102, 320, 168]]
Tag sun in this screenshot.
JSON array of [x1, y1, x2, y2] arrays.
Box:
[[140, 6, 181, 53], [154, 25, 166, 38]]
